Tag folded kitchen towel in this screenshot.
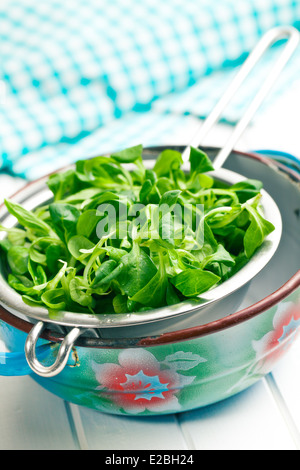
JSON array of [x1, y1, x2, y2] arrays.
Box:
[[1, 0, 300, 179]]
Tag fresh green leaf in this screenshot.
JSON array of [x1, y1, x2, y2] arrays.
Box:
[[230, 179, 263, 203], [130, 252, 167, 308], [49, 203, 81, 243], [46, 244, 65, 273], [139, 179, 153, 204], [76, 210, 102, 238], [111, 144, 143, 163], [7, 246, 29, 275], [47, 169, 77, 202], [0, 238, 12, 253], [28, 259, 48, 286], [171, 268, 220, 297], [41, 288, 66, 310], [22, 295, 44, 307], [159, 190, 181, 209], [68, 235, 95, 261], [201, 244, 235, 269], [8, 274, 34, 294], [4, 199, 52, 236], [153, 149, 183, 177], [189, 147, 214, 175], [243, 204, 275, 258], [91, 259, 118, 287], [69, 277, 94, 307], [113, 294, 128, 313], [116, 242, 157, 298]]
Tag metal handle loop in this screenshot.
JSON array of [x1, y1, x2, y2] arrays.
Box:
[[182, 25, 300, 167], [25, 321, 83, 377]]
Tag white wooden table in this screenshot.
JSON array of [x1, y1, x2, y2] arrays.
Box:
[[0, 85, 299, 450]]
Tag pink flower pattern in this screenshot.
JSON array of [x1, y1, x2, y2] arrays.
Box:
[[252, 301, 300, 374], [92, 349, 206, 414]]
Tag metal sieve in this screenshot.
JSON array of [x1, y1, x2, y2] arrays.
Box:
[[0, 26, 298, 377]]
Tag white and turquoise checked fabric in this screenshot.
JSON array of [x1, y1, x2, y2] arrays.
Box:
[[1, 0, 300, 180]]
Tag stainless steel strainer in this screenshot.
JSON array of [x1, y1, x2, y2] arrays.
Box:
[[0, 26, 299, 377]]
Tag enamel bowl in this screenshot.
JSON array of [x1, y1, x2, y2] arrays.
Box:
[[0, 147, 299, 416]]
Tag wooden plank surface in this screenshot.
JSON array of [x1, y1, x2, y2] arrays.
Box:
[[72, 404, 189, 450], [0, 376, 77, 450], [178, 377, 297, 451]]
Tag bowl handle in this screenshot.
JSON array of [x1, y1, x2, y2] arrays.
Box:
[[25, 321, 83, 378]]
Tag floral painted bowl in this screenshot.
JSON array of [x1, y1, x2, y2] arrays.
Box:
[[0, 147, 299, 416]]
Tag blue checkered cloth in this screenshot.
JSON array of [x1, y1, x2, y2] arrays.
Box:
[[1, 0, 300, 179]]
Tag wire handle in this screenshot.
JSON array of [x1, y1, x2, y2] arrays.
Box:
[[182, 26, 300, 168], [25, 321, 83, 377]]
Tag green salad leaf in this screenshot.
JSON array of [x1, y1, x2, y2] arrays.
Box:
[[0, 145, 275, 315]]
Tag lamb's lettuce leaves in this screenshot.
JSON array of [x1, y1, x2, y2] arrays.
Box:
[[0, 145, 275, 315]]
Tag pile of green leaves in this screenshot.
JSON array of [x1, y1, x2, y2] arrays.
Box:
[[0, 145, 275, 315]]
